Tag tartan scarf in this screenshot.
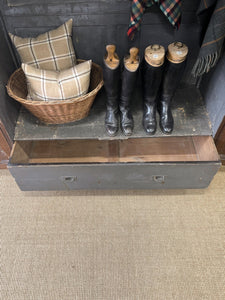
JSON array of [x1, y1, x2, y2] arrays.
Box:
[[192, 0, 225, 77], [127, 0, 182, 39]]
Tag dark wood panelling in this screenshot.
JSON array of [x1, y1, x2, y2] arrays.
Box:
[[0, 13, 20, 144], [4, 0, 200, 12], [1, 0, 201, 84]]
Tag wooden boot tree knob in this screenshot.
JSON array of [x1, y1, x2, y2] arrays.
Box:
[[104, 44, 120, 69], [124, 47, 139, 71]]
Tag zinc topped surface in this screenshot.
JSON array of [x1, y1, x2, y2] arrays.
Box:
[[14, 85, 212, 141]]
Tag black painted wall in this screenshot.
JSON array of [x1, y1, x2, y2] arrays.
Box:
[[200, 53, 225, 137], [0, 12, 19, 141], [0, 0, 201, 84]]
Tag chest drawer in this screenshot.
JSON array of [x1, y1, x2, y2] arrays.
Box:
[[9, 136, 221, 190]]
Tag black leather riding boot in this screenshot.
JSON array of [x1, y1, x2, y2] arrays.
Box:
[[103, 60, 120, 136], [142, 59, 164, 134], [120, 64, 139, 136], [158, 42, 188, 134], [158, 59, 186, 134]]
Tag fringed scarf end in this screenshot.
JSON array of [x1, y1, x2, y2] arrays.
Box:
[[192, 51, 221, 77]]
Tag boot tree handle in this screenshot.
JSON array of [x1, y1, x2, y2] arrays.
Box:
[[174, 42, 184, 49], [125, 47, 139, 71], [105, 45, 119, 68], [150, 44, 160, 51]]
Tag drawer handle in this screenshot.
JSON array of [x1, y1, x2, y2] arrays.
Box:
[[152, 175, 166, 184], [61, 176, 77, 183]]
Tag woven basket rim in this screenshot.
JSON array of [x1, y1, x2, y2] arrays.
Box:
[[7, 60, 103, 106]]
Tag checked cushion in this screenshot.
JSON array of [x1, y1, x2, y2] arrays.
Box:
[[9, 19, 76, 71], [22, 60, 92, 101]]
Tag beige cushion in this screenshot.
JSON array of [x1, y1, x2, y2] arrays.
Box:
[[22, 60, 92, 101], [9, 19, 76, 71]]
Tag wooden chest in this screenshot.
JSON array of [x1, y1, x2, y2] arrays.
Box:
[[8, 87, 221, 190]]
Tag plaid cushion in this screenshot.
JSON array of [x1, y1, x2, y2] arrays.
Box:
[[9, 19, 76, 71], [22, 60, 92, 101]]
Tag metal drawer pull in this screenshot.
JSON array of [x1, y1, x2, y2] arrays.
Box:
[[61, 176, 77, 183], [152, 175, 166, 183]]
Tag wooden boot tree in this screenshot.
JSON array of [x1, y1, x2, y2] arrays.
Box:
[[124, 47, 139, 71], [167, 42, 188, 64], [145, 44, 165, 67], [104, 44, 120, 69]]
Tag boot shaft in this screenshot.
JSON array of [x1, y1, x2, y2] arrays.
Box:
[[120, 47, 140, 106], [103, 60, 120, 105], [160, 59, 186, 102], [120, 64, 138, 135], [142, 60, 164, 103], [120, 64, 139, 106]]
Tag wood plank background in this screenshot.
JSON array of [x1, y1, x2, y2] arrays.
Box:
[[0, 0, 202, 84]]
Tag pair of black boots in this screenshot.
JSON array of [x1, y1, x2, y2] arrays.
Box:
[[103, 45, 140, 136], [103, 43, 188, 136], [142, 43, 188, 135]]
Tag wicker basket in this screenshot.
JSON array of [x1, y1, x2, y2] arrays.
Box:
[[7, 60, 103, 124]]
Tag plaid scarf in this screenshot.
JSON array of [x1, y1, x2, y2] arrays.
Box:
[[127, 0, 182, 39], [192, 0, 225, 77]]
